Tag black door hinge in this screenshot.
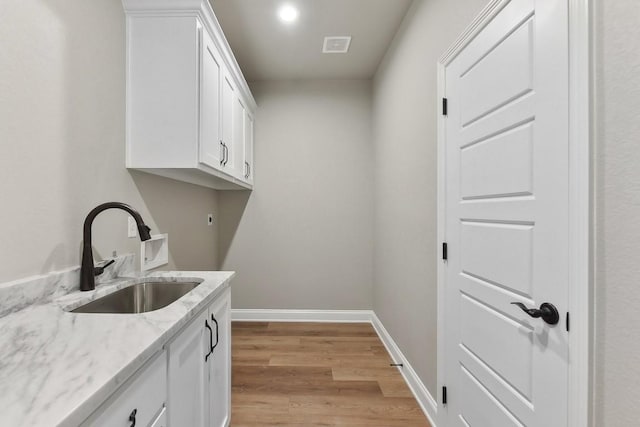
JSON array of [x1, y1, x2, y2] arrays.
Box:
[[566, 312, 570, 332], [442, 98, 448, 116], [442, 242, 448, 260], [442, 386, 448, 405]]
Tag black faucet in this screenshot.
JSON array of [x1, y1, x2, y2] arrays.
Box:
[[80, 202, 152, 291]]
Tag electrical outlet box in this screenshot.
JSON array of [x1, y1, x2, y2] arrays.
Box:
[[207, 214, 214, 226], [141, 234, 169, 271]]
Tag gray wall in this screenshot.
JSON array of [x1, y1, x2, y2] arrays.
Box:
[[0, 0, 220, 283], [371, 0, 489, 396], [593, 0, 640, 424], [218, 80, 373, 310]]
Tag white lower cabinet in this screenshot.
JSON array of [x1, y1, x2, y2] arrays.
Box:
[[80, 288, 231, 427], [168, 287, 231, 427], [81, 352, 167, 427], [208, 290, 231, 427]]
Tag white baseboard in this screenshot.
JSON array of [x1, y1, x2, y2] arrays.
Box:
[[370, 313, 439, 427], [231, 308, 438, 426], [231, 308, 374, 323]]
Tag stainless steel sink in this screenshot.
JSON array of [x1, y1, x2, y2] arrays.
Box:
[[71, 281, 201, 314]]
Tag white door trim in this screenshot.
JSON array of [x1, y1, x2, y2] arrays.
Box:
[[567, 1, 592, 426], [435, 1, 592, 426]]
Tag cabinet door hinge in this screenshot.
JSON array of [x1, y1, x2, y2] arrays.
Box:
[[442, 386, 448, 405], [442, 98, 448, 116], [442, 242, 448, 261]]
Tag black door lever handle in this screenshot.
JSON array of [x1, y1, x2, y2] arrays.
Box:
[[511, 302, 560, 325]]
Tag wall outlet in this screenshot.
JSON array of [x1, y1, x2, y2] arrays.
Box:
[[128, 217, 138, 238], [207, 214, 214, 226]]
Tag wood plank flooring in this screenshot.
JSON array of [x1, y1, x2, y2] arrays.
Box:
[[231, 322, 431, 426]]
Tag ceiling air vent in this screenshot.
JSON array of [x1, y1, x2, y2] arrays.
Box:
[[323, 36, 352, 54]]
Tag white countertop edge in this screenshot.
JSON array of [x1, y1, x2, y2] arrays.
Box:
[[0, 270, 235, 427], [59, 271, 235, 427]]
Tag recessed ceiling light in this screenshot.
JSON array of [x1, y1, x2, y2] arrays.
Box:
[[278, 4, 299, 23]]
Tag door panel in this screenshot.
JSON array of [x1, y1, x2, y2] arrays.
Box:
[[460, 221, 533, 297], [221, 71, 235, 173], [200, 27, 223, 169], [458, 341, 533, 425], [244, 111, 254, 183], [459, 18, 534, 126], [458, 365, 524, 427], [208, 289, 231, 427], [231, 96, 246, 178], [168, 310, 209, 427], [460, 293, 534, 400], [460, 122, 533, 200], [444, 0, 569, 425], [458, 94, 534, 147], [240, 109, 254, 184]]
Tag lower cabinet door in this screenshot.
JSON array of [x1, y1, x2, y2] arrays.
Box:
[[82, 352, 167, 427], [208, 288, 231, 427], [168, 309, 210, 427]]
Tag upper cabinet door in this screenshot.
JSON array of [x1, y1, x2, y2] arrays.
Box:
[[221, 71, 235, 174], [232, 96, 246, 179], [199, 26, 223, 169], [243, 111, 254, 184]]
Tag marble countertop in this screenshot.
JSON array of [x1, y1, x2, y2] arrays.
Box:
[[0, 270, 234, 427]]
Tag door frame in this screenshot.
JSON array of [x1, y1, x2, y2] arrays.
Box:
[[435, 1, 592, 426]]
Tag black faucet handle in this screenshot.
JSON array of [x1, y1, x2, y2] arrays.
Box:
[[93, 259, 116, 277]]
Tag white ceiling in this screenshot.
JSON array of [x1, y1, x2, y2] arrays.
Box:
[[210, 0, 413, 81]]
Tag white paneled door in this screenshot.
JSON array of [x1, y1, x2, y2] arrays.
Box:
[[443, 0, 569, 426]]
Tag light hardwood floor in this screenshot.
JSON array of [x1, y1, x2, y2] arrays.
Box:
[[231, 322, 431, 426]]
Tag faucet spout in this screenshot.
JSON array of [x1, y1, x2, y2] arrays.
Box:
[[80, 202, 152, 291]]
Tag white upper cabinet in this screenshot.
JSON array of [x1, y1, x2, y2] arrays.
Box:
[[123, 0, 256, 190]]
